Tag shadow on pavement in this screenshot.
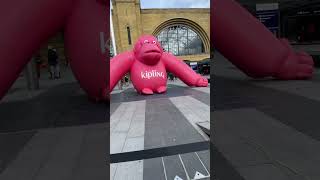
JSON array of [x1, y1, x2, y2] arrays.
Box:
[[0, 82, 107, 133]]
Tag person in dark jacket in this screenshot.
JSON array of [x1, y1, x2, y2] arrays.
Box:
[[48, 47, 60, 79], [35, 53, 42, 78]]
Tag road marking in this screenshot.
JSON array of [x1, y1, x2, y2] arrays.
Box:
[[193, 171, 206, 179], [179, 154, 191, 180], [195, 152, 210, 176], [174, 175, 184, 180], [162, 157, 168, 180]]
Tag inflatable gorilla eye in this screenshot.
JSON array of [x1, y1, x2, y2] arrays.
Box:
[[152, 40, 156, 44], [144, 40, 149, 44]]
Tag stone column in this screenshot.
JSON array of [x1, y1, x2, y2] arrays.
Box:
[[24, 57, 39, 90]]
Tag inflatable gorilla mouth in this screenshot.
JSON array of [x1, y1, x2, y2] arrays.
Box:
[[145, 49, 160, 53]]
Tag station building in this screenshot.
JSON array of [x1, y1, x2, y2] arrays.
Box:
[[111, 0, 210, 62]]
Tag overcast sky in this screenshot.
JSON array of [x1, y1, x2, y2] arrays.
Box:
[[140, 0, 210, 9], [111, 0, 210, 9]]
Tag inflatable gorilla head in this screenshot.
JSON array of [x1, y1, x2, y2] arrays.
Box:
[[133, 35, 164, 65]]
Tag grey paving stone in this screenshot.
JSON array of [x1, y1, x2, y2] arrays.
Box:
[[111, 84, 210, 180], [0, 68, 108, 180], [110, 84, 210, 106], [143, 158, 166, 180], [213, 119, 271, 168], [122, 136, 144, 153], [110, 101, 146, 180], [0, 128, 65, 180], [211, 51, 320, 180], [70, 124, 108, 180], [110, 102, 121, 115], [170, 96, 210, 140], [112, 103, 136, 133], [238, 164, 300, 180], [0, 131, 35, 174], [0, 82, 107, 133], [211, 145, 245, 180], [113, 160, 143, 180], [144, 98, 205, 149], [33, 127, 85, 180], [214, 108, 320, 179], [110, 132, 127, 154]]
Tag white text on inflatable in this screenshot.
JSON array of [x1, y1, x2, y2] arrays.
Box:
[[141, 70, 165, 79]]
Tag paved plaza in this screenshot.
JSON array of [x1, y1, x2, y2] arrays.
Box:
[[110, 79, 211, 180], [2, 46, 319, 180], [0, 67, 108, 180], [212, 50, 320, 180], [0, 65, 210, 180]]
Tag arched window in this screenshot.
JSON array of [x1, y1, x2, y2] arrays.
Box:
[[127, 26, 132, 45], [156, 25, 205, 56]]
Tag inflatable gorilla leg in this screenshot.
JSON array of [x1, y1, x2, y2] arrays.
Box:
[[0, 0, 73, 100], [64, 0, 108, 102]]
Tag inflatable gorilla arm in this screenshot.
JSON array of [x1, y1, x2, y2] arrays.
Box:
[[162, 52, 208, 86], [110, 52, 134, 91], [212, 0, 314, 79]]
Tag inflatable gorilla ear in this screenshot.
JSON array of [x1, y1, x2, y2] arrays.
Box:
[[133, 37, 143, 56]]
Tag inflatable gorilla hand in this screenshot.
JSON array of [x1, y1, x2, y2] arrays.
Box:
[[110, 35, 208, 95], [212, 0, 314, 80]]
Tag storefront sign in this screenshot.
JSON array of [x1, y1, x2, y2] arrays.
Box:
[[256, 3, 280, 37]]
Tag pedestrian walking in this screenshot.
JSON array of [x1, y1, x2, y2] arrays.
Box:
[[48, 47, 61, 79], [124, 75, 129, 86], [35, 54, 42, 78]]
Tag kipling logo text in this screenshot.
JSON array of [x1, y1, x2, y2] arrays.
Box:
[[141, 70, 165, 79]]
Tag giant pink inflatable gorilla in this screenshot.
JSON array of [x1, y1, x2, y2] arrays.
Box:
[[110, 35, 208, 94], [0, 0, 108, 102]]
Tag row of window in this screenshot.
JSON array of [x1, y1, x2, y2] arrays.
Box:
[[126, 25, 205, 55]]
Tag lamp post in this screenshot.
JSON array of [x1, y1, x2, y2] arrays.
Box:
[[110, 4, 122, 90], [24, 56, 39, 90]]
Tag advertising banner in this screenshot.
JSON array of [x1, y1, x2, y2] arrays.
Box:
[[256, 3, 280, 37]]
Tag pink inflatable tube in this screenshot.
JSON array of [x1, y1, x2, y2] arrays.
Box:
[[212, 0, 314, 79], [0, 0, 108, 102]]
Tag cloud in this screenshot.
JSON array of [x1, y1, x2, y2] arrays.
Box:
[[140, 0, 210, 9]]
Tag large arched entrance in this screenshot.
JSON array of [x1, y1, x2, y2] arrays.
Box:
[[152, 18, 210, 55]]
